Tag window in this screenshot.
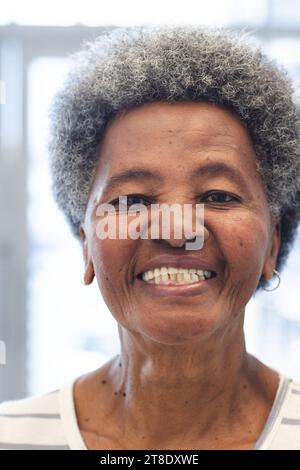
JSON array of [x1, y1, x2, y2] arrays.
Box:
[[27, 57, 120, 394]]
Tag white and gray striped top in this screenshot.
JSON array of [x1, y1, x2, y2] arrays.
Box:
[[0, 372, 300, 450]]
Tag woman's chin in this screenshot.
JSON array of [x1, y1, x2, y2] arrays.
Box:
[[133, 305, 224, 345]]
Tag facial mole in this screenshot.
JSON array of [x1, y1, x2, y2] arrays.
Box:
[[85, 417, 90, 422], [114, 391, 118, 395], [105, 276, 109, 280], [123, 392, 126, 397], [119, 362, 122, 367], [239, 240, 244, 247], [102, 380, 107, 384]]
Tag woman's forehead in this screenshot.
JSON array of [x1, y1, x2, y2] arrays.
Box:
[[100, 101, 254, 158], [95, 101, 256, 182]]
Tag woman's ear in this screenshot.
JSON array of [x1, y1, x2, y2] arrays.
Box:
[[79, 225, 95, 285], [262, 219, 281, 281]]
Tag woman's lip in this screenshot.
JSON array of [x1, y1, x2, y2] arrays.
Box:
[[135, 274, 217, 297]]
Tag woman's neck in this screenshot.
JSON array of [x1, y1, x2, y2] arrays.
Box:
[[74, 315, 279, 449]]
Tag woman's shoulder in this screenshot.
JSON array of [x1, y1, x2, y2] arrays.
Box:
[[0, 388, 70, 449], [281, 376, 300, 423], [262, 375, 300, 450]]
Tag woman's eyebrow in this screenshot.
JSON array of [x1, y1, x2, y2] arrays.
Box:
[[102, 161, 250, 197], [192, 161, 249, 191], [102, 168, 164, 196]]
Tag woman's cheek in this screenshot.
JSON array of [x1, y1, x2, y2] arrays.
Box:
[[215, 213, 270, 278], [91, 235, 137, 288]]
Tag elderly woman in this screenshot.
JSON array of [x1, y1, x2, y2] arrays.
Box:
[[1, 25, 300, 451]]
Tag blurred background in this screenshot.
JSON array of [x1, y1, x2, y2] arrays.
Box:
[[0, 0, 300, 402]]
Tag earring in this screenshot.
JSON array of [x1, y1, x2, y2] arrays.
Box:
[[262, 269, 281, 291]]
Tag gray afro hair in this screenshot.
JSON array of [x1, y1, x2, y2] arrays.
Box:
[[48, 24, 300, 291]]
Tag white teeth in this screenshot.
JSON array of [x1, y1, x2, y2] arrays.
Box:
[[203, 270, 212, 279], [141, 266, 215, 284], [167, 267, 178, 274]]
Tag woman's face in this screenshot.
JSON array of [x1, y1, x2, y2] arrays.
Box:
[[81, 101, 280, 344]]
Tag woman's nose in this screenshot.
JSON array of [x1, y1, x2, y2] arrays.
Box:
[[148, 206, 210, 250], [157, 226, 210, 250]]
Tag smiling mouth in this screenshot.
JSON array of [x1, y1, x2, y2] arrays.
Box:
[[137, 267, 217, 285]]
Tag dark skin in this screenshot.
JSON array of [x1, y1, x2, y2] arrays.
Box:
[[77, 101, 281, 450]]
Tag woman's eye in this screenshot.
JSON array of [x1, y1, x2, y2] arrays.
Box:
[[110, 194, 151, 209], [202, 192, 239, 204]]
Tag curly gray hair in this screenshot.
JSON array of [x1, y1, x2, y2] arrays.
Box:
[[48, 24, 300, 291]]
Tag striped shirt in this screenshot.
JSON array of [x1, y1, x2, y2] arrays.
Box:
[[0, 372, 300, 450]]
